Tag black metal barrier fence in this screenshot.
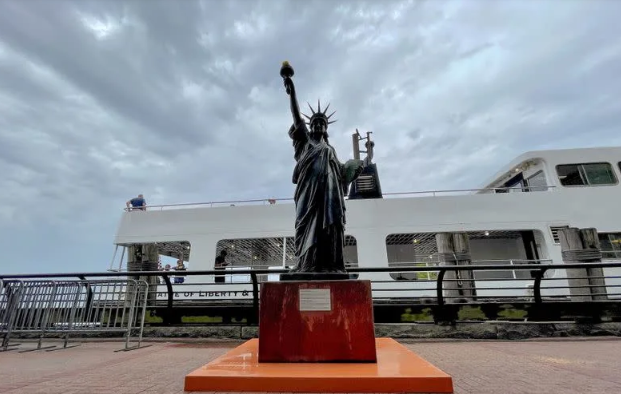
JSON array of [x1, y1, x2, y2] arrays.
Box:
[[2, 261, 621, 326]]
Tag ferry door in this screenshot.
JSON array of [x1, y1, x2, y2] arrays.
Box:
[[521, 231, 541, 278]]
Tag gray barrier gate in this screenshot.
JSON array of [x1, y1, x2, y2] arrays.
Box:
[[0, 279, 148, 352]]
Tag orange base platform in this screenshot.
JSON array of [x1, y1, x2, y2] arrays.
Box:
[[184, 338, 453, 393]]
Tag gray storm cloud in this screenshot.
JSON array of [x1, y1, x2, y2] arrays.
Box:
[[1, 0, 621, 273]]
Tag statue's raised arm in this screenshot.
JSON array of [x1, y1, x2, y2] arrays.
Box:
[[280, 61, 303, 126]]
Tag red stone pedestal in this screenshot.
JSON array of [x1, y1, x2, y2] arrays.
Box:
[[258, 280, 377, 363]]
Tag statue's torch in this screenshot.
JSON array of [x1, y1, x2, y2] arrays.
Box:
[[280, 61, 294, 95]]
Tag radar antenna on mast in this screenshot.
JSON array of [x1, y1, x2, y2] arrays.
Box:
[[349, 129, 383, 200], [352, 129, 375, 165]]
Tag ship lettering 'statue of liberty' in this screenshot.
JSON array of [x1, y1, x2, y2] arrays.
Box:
[[279, 61, 364, 279]]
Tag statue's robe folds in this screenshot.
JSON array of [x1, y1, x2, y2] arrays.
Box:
[[289, 121, 348, 273]]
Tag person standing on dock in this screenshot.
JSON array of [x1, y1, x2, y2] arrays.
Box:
[[214, 250, 229, 283]]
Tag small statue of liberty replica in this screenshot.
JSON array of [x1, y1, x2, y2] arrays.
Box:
[[280, 61, 364, 280]]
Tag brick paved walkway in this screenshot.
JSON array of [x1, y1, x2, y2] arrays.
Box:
[[0, 337, 620, 393]]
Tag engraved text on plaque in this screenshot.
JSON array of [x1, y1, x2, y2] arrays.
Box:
[[299, 288, 331, 311]]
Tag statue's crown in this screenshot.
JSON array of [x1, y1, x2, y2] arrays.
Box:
[[302, 99, 337, 127]]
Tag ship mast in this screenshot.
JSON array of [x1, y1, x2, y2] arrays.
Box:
[[349, 129, 383, 199]]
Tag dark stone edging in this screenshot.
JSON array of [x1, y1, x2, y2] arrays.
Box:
[[12, 322, 621, 341], [140, 322, 621, 340]]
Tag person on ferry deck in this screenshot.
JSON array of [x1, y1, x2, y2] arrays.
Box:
[[126, 194, 146, 211], [157, 260, 163, 284], [174, 259, 186, 284], [214, 250, 229, 283]]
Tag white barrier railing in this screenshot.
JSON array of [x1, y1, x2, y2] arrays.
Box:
[[0, 279, 148, 353]]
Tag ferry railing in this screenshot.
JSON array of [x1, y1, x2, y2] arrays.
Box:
[[2, 260, 620, 326], [0, 279, 149, 353], [388, 258, 550, 281], [123, 185, 557, 211]]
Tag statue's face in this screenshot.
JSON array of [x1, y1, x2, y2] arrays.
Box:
[[310, 118, 327, 137]]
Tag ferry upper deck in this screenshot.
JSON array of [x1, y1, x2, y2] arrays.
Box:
[[111, 146, 621, 282], [478, 146, 621, 194]]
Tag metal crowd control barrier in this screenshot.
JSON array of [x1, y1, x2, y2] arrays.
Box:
[[1, 279, 148, 353], [1, 279, 21, 352]]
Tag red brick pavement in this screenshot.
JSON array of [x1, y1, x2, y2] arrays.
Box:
[[0, 337, 620, 393], [409, 337, 621, 394]]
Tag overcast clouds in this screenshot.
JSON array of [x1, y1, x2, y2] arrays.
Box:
[[1, 0, 621, 274]]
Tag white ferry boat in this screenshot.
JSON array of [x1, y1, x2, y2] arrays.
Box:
[[110, 138, 621, 302]]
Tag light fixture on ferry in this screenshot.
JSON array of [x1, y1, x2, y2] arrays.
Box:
[[413, 239, 419, 244], [484, 231, 490, 236]]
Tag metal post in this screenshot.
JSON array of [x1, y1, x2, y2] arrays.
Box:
[[282, 237, 287, 268], [533, 268, 548, 304], [580, 228, 608, 301], [118, 246, 126, 272], [162, 275, 174, 326], [558, 227, 601, 302], [436, 233, 475, 303], [352, 133, 360, 160], [250, 272, 259, 325], [108, 245, 119, 271]]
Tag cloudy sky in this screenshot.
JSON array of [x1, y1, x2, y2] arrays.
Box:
[[1, 0, 621, 275]]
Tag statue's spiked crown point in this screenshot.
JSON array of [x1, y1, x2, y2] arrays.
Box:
[[301, 99, 337, 127]]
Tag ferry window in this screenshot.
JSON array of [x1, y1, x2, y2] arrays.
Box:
[[124, 241, 191, 284], [215, 236, 358, 282], [526, 171, 548, 192], [385, 233, 439, 281], [495, 173, 524, 193], [598, 233, 621, 260], [385, 231, 544, 281], [507, 178, 525, 193], [154, 241, 191, 263], [556, 163, 617, 186]]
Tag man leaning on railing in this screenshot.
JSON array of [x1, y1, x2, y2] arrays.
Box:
[[126, 194, 146, 211]]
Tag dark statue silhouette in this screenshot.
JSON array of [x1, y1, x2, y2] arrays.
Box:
[[280, 61, 364, 280]]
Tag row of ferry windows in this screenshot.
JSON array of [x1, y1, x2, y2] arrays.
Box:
[[206, 232, 620, 281], [152, 231, 621, 282], [556, 162, 620, 187], [500, 162, 621, 192]]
